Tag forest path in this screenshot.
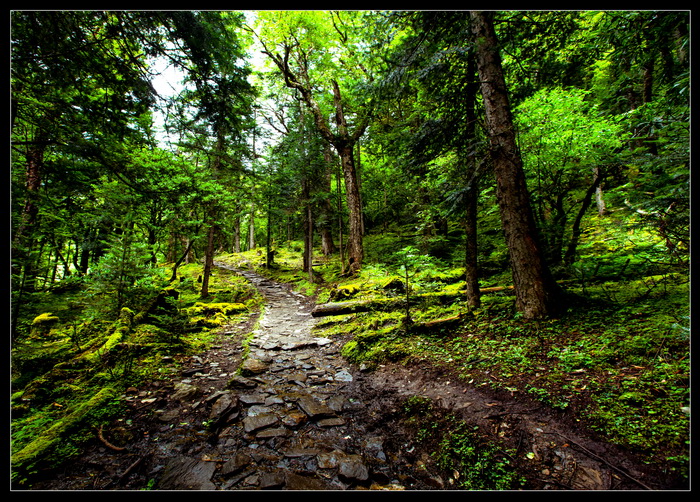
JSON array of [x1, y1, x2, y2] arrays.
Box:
[[29, 264, 673, 491]]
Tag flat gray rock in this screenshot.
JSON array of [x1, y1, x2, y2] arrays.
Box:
[[158, 456, 216, 490]]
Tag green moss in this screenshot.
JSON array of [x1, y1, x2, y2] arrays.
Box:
[[32, 312, 60, 326], [184, 302, 247, 328], [30, 312, 60, 335], [11, 386, 118, 479], [186, 302, 247, 316]]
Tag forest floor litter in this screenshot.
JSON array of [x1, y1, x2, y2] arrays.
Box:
[[27, 264, 680, 491]]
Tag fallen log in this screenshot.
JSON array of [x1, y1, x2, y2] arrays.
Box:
[[311, 285, 515, 318], [311, 298, 401, 317], [410, 313, 468, 333]]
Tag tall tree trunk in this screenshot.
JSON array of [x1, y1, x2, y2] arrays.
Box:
[[201, 134, 224, 297], [337, 162, 346, 275], [463, 56, 481, 310], [564, 167, 604, 266], [320, 144, 337, 256], [335, 142, 364, 274], [233, 214, 241, 253], [464, 185, 480, 309], [470, 11, 563, 319], [200, 223, 216, 298], [266, 198, 273, 268], [248, 208, 256, 250], [306, 202, 314, 282], [12, 142, 45, 293]]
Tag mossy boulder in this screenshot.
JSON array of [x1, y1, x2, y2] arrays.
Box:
[[380, 276, 405, 293], [31, 313, 60, 336], [185, 302, 247, 328], [329, 284, 361, 301]]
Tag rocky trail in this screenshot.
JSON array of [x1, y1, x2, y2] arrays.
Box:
[[28, 264, 679, 491]]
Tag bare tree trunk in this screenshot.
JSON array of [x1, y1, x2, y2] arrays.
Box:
[[464, 182, 481, 309], [233, 213, 241, 253], [470, 11, 563, 319], [320, 144, 337, 256], [200, 224, 216, 298], [248, 209, 256, 250], [12, 142, 45, 292], [463, 56, 481, 310], [336, 142, 364, 274]]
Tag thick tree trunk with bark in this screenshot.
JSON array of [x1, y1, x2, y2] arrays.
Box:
[[320, 145, 337, 256], [12, 143, 45, 292], [335, 141, 364, 274], [470, 11, 563, 319]]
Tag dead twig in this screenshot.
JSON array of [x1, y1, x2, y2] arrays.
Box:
[[484, 406, 542, 420], [551, 432, 653, 490], [96, 425, 126, 452], [116, 456, 145, 485]]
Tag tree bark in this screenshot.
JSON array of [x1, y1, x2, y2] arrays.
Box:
[[320, 144, 337, 256], [464, 183, 480, 309], [200, 223, 216, 298], [463, 56, 481, 310], [336, 141, 364, 274], [12, 142, 45, 292], [470, 11, 563, 319]]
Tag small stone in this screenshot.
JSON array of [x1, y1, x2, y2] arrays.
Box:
[[209, 392, 238, 422], [317, 417, 346, 427], [172, 382, 200, 402], [220, 452, 252, 477], [264, 396, 285, 406], [158, 456, 216, 490], [239, 394, 267, 405], [334, 370, 353, 382], [256, 427, 289, 438], [297, 396, 336, 419], [243, 413, 279, 433], [241, 358, 269, 376], [226, 375, 258, 389], [156, 408, 181, 422], [283, 447, 321, 458], [260, 470, 286, 489], [317, 450, 343, 469], [338, 454, 369, 481], [280, 409, 307, 428], [285, 472, 331, 490]]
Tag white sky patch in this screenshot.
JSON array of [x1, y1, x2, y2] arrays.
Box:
[[149, 56, 187, 148]]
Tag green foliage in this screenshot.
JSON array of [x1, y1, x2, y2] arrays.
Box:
[[11, 386, 120, 483], [402, 397, 524, 490], [10, 10, 691, 487], [86, 231, 166, 316]]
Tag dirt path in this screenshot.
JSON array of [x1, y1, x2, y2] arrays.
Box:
[[27, 265, 680, 491]]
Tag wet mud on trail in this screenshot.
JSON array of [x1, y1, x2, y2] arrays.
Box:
[[26, 264, 682, 491]]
